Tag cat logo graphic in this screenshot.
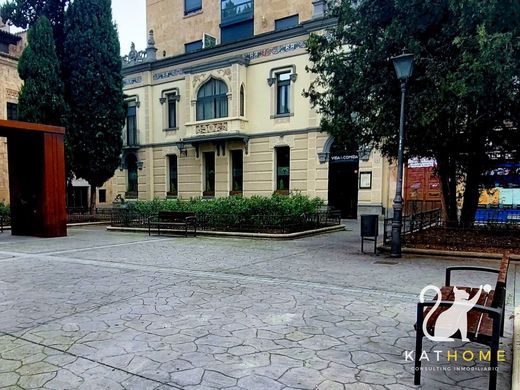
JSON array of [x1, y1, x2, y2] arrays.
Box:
[[419, 284, 492, 342]]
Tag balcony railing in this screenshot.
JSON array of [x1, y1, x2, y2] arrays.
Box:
[[221, 0, 254, 27]]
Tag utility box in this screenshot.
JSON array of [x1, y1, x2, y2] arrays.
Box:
[[360, 214, 379, 253]]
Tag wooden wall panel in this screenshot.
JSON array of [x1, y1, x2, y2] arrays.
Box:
[[1, 120, 67, 238]]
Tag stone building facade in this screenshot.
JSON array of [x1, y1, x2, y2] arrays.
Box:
[[0, 23, 24, 204], [113, 0, 396, 217]]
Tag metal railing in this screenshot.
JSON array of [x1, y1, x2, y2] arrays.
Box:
[[111, 209, 341, 234], [383, 208, 441, 245], [0, 215, 11, 232], [1, 208, 341, 234], [67, 208, 118, 224]]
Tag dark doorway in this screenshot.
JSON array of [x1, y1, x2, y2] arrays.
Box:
[[125, 154, 139, 198], [328, 143, 359, 219]]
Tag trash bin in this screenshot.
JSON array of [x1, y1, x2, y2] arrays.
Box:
[[360, 214, 379, 253]]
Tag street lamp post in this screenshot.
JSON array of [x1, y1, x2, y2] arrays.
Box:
[[390, 51, 414, 258]]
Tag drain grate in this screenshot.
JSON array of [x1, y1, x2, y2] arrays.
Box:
[[374, 260, 399, 265]]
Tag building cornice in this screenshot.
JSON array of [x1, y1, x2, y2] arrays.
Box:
[[122, 17, 336, 77], [133, 127, 323, 149]]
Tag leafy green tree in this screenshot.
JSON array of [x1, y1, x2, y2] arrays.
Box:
[[63, 0, 125, 212], [17, 16, 65, 126], [0, 0, 68, 60], [305, 0, 520, 224]]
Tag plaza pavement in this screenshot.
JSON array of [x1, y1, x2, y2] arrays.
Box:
[[0, 222, 516, 389]]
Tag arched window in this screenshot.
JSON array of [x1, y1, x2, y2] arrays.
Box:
[[240, 84, 245, 117], [126, 154, 138, 197], [196, 78, 228, 120]]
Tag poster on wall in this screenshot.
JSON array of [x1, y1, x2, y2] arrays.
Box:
[[359, 171, 372, 189]]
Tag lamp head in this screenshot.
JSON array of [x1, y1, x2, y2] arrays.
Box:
[[391, 51, 414, 81]]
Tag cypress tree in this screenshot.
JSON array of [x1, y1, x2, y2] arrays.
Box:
[[17, 16, 65, 125], [63, 0, 125, 212]]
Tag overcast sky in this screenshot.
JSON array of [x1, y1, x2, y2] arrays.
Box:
[[112, 0, 146, 55], [1, 0, 147, 55]]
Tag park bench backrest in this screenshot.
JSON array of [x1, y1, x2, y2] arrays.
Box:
[[491, 252, 510, 309], [158, 211, 196, 221]]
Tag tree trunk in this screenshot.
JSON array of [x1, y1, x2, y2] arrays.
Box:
[[436, 154, 458, 226], [90, 185, 97, 215], [460, 158, 482, 226]]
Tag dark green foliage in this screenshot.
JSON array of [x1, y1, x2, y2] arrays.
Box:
[[17, 16, 65, 126], [305, 0, 520, 223], [0, 202, 9, 217], [0, 0, 68, 60], [127, 194, 324, 218], [63, 0, 125, 207]]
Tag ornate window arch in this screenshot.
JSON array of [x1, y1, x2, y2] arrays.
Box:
[[196, 78, 228, 121]]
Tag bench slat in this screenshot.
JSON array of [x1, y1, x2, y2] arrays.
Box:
[[424, 287, 496, 342]]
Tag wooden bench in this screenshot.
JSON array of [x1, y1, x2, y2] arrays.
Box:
[[148, 211, 197, 237], [415, 252, 510, 390]]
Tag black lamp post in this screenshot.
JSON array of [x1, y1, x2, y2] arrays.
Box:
[[390, 51, 414, 258]]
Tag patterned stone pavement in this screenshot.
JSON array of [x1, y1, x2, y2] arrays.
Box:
[[0, 224, 516, 389]]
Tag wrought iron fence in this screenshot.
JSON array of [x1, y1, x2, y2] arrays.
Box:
[[383, 208, 442, 245], [1, 208, 340, 234], [67, 208, 117, 224], [0, 215, 11, 232], [110, 209, 341, 234], [383, 206, 520, 247]]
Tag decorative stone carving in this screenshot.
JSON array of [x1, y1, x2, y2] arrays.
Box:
[[195, 122, 228, 134], [192, 73, 207, 89], [153, 68, 184, 81], [122, 42, 147, 66], [5, 88, 18, 100], [216, 68, 232, 82], [244, 41, 307, 61], [318, 152, 330, 164], [147, 29, 156, 47], [146, 30, 157, 61], [123, 76, 143, 87]]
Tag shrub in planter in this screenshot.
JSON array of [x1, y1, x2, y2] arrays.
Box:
[[125, 194, 324, 227]]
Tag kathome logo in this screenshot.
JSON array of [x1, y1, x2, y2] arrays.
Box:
[[419, 284, 492, 342]]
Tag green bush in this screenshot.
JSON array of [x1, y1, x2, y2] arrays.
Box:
[[0, 202, 10, 217], [126, 194, 323, 218]]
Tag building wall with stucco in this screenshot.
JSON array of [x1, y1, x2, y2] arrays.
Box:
[[0, 27, 25, 205], [111, 0, 396, 217], [146, 0, 314, 59]]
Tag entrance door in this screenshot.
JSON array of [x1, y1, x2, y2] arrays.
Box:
[[328, 146, 359, 219]]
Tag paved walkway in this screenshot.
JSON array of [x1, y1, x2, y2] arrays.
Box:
[[0, 223, 516, 389]]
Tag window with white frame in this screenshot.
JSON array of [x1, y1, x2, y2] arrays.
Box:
[[276, 72, 291, 115], [161, 90, 180, 130], [196, 78, 228, 121], [268, 66, 296, 118], [126, 101, 138, 146]]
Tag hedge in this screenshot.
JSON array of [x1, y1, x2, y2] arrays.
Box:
[[126, 194, 324, 218]]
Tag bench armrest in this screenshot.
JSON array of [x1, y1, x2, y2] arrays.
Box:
[[445, 266, 499, 285], [418, 300, 502, 318]]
